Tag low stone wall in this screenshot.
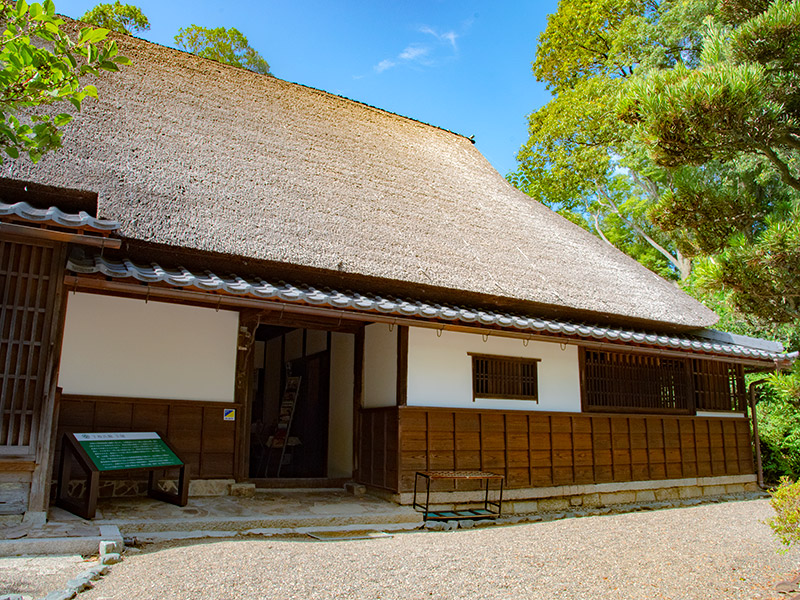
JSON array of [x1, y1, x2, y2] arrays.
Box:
[[388, 474, 759, 514]]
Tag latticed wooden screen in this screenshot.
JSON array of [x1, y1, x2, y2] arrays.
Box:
[[0, 239, 65, 456], [471, 354, 539, 401], [693, 359, 746, 412], [583, 349, 691, 413]]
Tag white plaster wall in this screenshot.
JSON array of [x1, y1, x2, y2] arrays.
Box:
[[406, 328, 581, 412], [328, 333, 354, 478], [58, 292, 238, 402], [363, 323, 397, 408]]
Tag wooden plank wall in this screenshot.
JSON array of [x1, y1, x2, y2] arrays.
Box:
[[357, 407, 754, 493], [357, 407, 398, 490], [57, 395, 240, 480]]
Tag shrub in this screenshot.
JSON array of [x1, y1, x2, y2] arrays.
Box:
[[768, 478, 800, 552], [757, 395, 800, 483]]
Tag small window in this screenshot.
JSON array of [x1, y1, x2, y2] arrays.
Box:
[[469, 353, 540, 401]]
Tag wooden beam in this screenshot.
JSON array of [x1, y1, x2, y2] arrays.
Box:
[[0, 461, 36, 472], [396, 325, 408, 407], [0, 222, 120, 248]]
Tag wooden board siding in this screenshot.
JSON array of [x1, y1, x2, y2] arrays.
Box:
[[356, 406, 754, 493], [357, 407, 398, 490], [56, 395, 240, 480]]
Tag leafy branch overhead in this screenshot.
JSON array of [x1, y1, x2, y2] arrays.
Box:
[[175, 25, 270, 75], [0, 0, 130, 163]]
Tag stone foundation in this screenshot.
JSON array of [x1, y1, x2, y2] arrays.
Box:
[[0, 482, 29, 515], [59, 478, 235, 499], [388, 474, 760, 514]]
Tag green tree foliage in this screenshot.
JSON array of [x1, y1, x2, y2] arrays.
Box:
[[516, 0, 800, 483], [621, 0, 800, 324], [81, 1, 150, 35], [174, 25, 270, 75], [759, 392, 800, 482], [0, 0, 130, 163], [509, 0, 717, 280]]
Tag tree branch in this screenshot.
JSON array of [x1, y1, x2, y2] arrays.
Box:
[[597, 185, 690, 279], [760, 145, 800, 192], [584, 198, 613, 246], [781, 133, 800, 152]]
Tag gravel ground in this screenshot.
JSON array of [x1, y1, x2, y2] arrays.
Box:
[[0, 554, 91, 598], [74, 499, 799, 600]]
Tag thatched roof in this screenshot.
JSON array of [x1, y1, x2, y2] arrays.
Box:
[[5, 32, 718, 330]]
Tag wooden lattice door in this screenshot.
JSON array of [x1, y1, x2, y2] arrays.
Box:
[[0, 238, 67, 457]]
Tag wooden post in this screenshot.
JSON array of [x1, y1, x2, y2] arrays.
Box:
[[27, 244, 68, 518], [234, 310, 261, 481], [396, 325, 408, 407], [352, 325, 365, 481]]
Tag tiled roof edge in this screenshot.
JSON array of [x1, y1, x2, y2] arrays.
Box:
[[67, 250, 796, 364], [0, 201, 120, 231]]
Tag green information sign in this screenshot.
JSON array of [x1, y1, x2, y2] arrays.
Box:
[[74, 432, 183, 472]]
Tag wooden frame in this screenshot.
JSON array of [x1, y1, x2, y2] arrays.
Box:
[[468, 353, 540, 402]]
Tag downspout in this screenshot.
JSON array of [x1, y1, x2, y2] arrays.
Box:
[[748, 378, 769, 489]]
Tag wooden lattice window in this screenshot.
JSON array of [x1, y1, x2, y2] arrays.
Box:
[[0, 238, 66, 455], [469, 353, 539, 402], [582, 349, 691, 414], [693, 359, 746, 412]]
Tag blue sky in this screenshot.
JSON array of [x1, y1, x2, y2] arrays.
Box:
[[55, 0, 559, 177]]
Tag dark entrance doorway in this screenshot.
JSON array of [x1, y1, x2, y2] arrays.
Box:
[[248, 326, 332, 479]]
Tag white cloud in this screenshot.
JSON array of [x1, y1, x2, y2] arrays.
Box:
[[419, 26, 458, 50], [374, 59, 396, 73], [371, 23, 461, 75], [441, 31, 458, 49], [399, 45, 429, 61]]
